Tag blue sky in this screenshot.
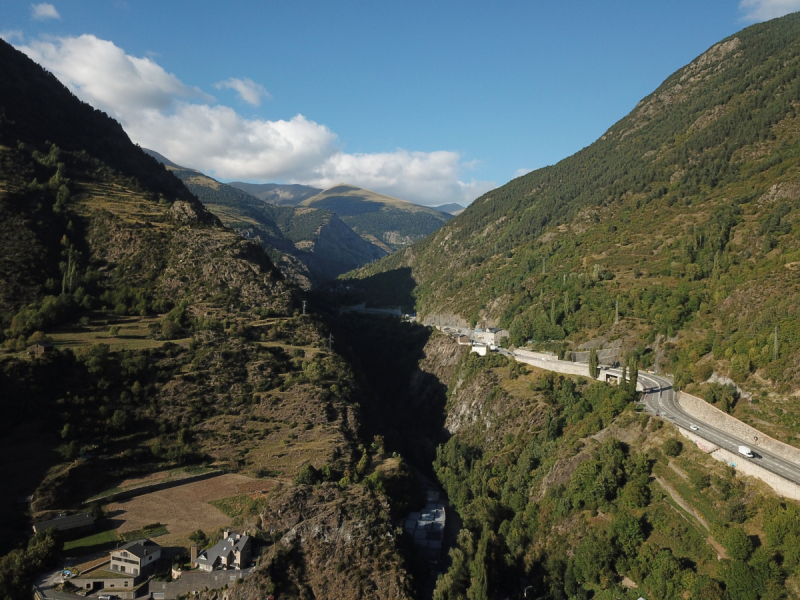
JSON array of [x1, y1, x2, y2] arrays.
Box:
[[2, 1, 798, 206]]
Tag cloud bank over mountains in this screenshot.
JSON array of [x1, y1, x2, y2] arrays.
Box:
[[16, 34, 494, 206]]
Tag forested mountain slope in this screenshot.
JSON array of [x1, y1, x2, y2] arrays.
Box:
[[301, 184, 452, 251], [0, 39, 415, 600], [352, 14, 800, 401]]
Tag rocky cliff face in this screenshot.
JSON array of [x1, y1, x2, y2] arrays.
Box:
[[212, 485, 415, 600]]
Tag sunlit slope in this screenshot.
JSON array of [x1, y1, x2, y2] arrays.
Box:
[[350, 13, 800, 393]]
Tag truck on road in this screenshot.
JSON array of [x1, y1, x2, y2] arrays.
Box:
[[738, 445, 754, 458]]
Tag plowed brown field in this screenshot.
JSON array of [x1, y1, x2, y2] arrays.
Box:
[[106, 474, 266, 546]]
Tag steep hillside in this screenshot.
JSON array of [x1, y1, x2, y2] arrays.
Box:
[[301, 184, 452, 251], [351, 14, 800, 405], [0, 39, 415, 600], [228, 181, 322, 205], [426, 333, 800, 600], [153, 160, 387, 285]]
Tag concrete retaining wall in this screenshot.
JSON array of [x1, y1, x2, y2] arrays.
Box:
[[570, 348, 621, 364], [678, 427, 720, 454], [710, 448, 800, 502], [515, 349, 558, 361], [513, 355, 591, 378], [676, 392, 800, 466], [151, 568, 254, 599], [85, 470, 224, 505]]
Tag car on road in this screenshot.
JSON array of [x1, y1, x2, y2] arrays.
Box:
[[689, 424, 699, 431]]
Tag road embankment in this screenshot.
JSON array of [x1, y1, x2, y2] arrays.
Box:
[[676, 391, 800, 466], [710, 447, 800, 501], [679, 424, 800, 501]]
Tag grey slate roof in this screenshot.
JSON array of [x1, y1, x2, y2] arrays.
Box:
[[115, 539, 161, 559], [196, 535, 250, 568]]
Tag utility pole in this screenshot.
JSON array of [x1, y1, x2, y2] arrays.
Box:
[[302, 300, 307, 316], [774, 325, 779, 361], [542, 258, 546, 275], [328, 333, 334, 352]]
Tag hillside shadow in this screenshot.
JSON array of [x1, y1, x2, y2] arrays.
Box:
[[325, 267, 417, 313], [328, 312, 448, 472]]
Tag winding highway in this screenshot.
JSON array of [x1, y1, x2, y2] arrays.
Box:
[[500, 346, 800, 486], [629, 369, 800, 485]]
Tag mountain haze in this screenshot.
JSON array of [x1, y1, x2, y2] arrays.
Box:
[[301, 183, 452, 251], [228, 181, 322, 206], [433, 202, 466, 215]]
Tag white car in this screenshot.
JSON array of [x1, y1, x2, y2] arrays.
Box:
[[689, 424, 699, 431]]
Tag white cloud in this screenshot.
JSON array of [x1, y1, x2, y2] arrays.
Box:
[[739, 0, 800, 21], [514, 167, 533, 178], [19, 35, 213, 116], [31, 3, 60, 20], [216, 77, 271, 106], [16, 34, 494, 206], [0, 30, 24, 43]]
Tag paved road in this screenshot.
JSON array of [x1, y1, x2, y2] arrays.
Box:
[[499, 346, 800, 486], [628, 369, 800, 485]]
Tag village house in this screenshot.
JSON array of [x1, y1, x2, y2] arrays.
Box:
[[27, 342, 53, 356], [70, 539, 161, 598], [471, 328, 509, 346], [109, 539, 162, 576], [195, 531, 251, 571]]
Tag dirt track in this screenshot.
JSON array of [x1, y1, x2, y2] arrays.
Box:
[[107, 474, 262, 545]]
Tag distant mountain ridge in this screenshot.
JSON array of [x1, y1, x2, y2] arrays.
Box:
[[228, 181, 322, 205], [141, 148, 194, 171], [300, 184, 452, 251], [143, 151, 386, 285], [433, 203, 465, 215]]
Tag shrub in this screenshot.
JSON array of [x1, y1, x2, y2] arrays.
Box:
[[294, 463, 320, 485], [663, 438, 682, 457]]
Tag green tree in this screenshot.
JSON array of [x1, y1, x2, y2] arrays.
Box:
[[725, 527, 754, 561], [294, 463, 320, 485], [188, 529, 208, 547], [663, 438, 682, 457], [589, 348, 599, 379]]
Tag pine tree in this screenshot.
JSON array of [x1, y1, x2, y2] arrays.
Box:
[[627, 355, 639, 398], [589, 348, 599, 379]]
